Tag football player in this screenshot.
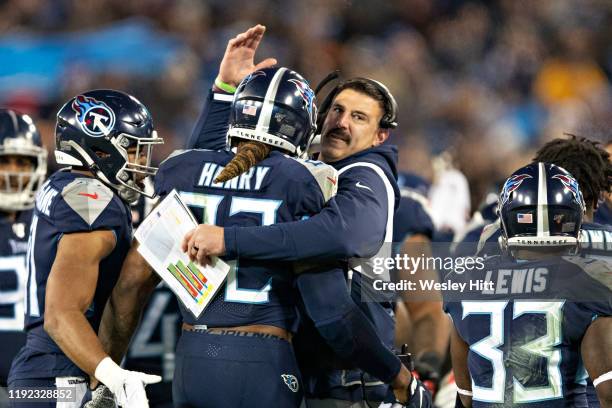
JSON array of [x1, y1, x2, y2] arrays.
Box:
[[7, 90, 163, 407], [446, 162, 612, 407], [393, 172, 450, 398], [0, 109, 47, 404], [473, 135, 612, 259], [185, 25, 433, 407], [100, 65, 423, 407]]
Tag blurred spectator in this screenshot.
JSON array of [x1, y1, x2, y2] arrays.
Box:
[[0, 0, 610, 212]]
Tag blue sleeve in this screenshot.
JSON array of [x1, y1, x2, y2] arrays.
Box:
[[185, 89, 232, 150], [225, 166, 389, 261], [296, 268, 401, 383], [393, 195, 434, 242]]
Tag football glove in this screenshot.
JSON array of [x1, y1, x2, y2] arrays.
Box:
[[382, 375, 433, 408], [94, 357, 161, 408]]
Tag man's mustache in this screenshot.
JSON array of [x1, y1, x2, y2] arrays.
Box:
[[324, 128, 350, 142]]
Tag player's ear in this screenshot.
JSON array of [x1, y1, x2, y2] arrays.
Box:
[[373, 128, 390, 147]]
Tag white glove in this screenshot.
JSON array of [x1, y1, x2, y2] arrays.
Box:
[[94, 357, 161, 408]]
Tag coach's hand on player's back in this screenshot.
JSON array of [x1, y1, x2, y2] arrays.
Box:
[[183, 224, 226, 265], [94, 357, 161, 407], [217, 24, 277, 88]]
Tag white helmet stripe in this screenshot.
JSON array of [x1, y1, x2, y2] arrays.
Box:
[[256, 67, 287, 134], [537, 162, 549, 236]]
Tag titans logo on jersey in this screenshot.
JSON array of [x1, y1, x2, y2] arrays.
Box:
[[444, 255, 611, 407], [154, 149, 336, 332], [0, 210, 32, 386], [8, 170, 132, 381]]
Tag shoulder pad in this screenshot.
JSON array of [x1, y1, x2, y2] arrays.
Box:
[[160, 149, 194, 166], [290, 157, 338, 202], [563, 255, 612, 290], [60, 178, 115, 226]]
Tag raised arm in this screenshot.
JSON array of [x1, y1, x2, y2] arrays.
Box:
[[186, 24, 277, 150]]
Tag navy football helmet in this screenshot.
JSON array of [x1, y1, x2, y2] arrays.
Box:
[[0, 109, 47, 211], [498, 162, 585, 249], [55, 90, 163, 204], [228, 67, 317, 158]]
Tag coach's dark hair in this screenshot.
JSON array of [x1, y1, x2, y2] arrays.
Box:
[[336, 78, 397, 127], [317, 76, 398, 130], [214, 141, 271, 183], [533, 134, 612, 209]]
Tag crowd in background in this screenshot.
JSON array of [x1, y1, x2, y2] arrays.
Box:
[[1, 0, 611, 218]]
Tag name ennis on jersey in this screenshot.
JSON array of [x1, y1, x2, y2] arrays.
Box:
[[154, 149, 337, 332], [9, 171, 132, 381]]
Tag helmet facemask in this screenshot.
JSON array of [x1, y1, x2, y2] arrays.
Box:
[[111, 131, 163, 203], [0, 144, 47, 212]]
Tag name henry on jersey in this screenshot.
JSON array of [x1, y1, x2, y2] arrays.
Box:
[[197, 162, 270, 191]]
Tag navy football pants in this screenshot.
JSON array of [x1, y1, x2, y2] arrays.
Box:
[[173, 330, 303, 408]]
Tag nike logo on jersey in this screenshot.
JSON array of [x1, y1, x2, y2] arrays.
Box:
[[78, 192, 99, 199], [355, 181, 372, 192]]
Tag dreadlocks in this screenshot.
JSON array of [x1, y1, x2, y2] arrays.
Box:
[[533, 134, 612, 210], [214, 141, 272, 183]]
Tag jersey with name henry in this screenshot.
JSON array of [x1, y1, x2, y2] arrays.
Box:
[[154, 149, 337, 332], [8, 170, 132, 381], [444, 254, 612, 407], [0, 210, 32, 385]]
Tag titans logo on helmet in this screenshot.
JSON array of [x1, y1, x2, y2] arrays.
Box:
[[241, 70, 267, 88], [71, 95, 116, 137], [552, 173, 586, 210], [500, 174, 532, 205], [288, 78, 316, 117]]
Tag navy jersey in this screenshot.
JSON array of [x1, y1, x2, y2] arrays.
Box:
[[392, 188, 434, 244], [154, 149, 337, 332], [0, 210, 32, 385], [9, 170, 132, 380], [444, 255, 612, 407]]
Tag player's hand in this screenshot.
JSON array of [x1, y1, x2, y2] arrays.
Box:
[[182, 224, 226, 264], [82, 383, 116, 407], [94, 357, 161, 408], [385, 374, 433, 408], [217, 24, 277, 88], [413, 352, 442, 397]]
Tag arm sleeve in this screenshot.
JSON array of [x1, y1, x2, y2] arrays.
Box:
[[296, 268, 401, 383], [185, 89, 232, 150], [225, 166, 389, 261]]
